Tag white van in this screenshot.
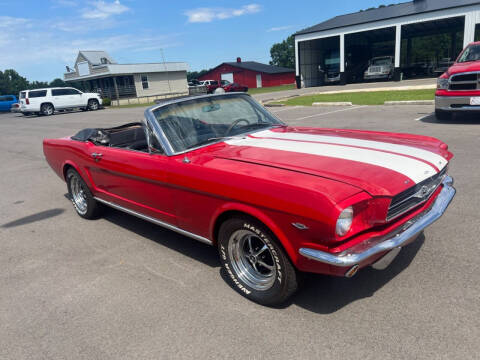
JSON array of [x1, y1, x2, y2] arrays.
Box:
[[19, 87, 103, 116]]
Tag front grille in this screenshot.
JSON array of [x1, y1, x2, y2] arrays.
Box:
[[387, 167, 447, 221], [449, 72, 480, 91]]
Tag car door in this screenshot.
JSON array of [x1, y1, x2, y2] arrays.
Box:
[[51, 89, 69, 109], [0, 96, 7, 111], [66, 88, 84, 107], [85, 142, 177, 226]]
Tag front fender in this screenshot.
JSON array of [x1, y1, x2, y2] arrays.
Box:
[[209, 202, 298, 263]]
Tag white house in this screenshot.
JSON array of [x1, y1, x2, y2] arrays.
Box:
[[64, 51, 189, 105]]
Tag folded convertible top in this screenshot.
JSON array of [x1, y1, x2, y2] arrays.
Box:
[[71, 122, 143, 145]]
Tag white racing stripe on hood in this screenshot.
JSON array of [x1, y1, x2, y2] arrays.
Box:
[[252, 130, 448, 170], [226, 137, 437, 184]]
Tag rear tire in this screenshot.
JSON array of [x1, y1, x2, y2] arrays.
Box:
[[66, 168, 102, 219], [41, 103, 54, 116], [218, 216, 298, 306], [88, 99, 99, 111], [435, 109, 452, 121]]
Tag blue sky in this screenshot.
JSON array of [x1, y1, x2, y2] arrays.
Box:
[[1, 0, 395, 81]]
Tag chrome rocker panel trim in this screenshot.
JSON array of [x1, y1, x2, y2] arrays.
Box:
[[94, 197, 213, 246], [299, 176, 455, 267]]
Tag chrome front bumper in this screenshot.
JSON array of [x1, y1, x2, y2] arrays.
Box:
[[299, 176, 456, 267], [435, 95, 480, 111]]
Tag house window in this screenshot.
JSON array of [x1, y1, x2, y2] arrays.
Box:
[[100, 57, 108, 64], [141, 75, 149, 89]]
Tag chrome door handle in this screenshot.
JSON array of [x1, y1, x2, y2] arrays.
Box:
[[91, 152, 103, 160]]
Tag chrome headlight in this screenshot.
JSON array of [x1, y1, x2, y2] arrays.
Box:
[[336, 206, 353, 237], [437, 78, 449, 90]]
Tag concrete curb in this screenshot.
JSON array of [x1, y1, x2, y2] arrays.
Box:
[[384, 100, 434, 105], [312, 102, 353, 106], [264, 103, 285, 107]]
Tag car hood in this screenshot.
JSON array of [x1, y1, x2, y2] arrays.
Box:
[[209, 127, 451, 197], [447, 61, 480, 75]]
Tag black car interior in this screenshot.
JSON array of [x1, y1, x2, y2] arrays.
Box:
[[71, 122, 150, 152]]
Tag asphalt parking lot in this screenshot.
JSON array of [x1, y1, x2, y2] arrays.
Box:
[[1, 105, 479, 359]]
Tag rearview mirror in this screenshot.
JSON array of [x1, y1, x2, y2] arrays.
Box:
[[202, 104, 220, 112]]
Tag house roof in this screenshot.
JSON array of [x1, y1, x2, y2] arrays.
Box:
[[65, 62, 189, 81], [295, 0, 480, 36], [79, 50, 117, 65], [224, 61, 294, 74]]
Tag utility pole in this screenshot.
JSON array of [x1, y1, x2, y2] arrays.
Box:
[[161, 48, 172, 94]]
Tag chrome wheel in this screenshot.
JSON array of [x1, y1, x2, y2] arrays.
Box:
[[88, 100, 99, 110], [228, 230, 276, 291], [70, 175, 88, 215], [42, 104, 54, 116]]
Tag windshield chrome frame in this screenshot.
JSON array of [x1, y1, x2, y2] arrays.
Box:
[[143, 93, 285, 157]]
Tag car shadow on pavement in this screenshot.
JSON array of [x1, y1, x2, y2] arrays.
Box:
[[102, 207, 220, 268], [1, 208, 65, 228], [290, 234, 425, 314], [421, 113, 480, 124]]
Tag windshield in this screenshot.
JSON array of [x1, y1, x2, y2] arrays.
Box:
[[372, 58, 392, 66], [152, 94, 283, 153], [458, 44, 480, 63]]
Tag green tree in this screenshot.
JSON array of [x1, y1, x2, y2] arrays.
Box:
[[0, 69, 29, 94], [187, 69, 211, 81], [49, 78, 67, 87], [269, 35, 295, 69]]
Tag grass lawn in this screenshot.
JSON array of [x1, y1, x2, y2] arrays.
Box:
[[248, 84, 296, 95], [278, 89, 435, 106]]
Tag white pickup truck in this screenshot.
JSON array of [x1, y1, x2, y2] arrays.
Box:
[[19, 87, 102, 116], [364, 56, 395, 80]]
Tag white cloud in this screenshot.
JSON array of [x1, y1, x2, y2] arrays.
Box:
[[184, 4, 261, 23], [0, 16, 30, 28], [267, 25, 294, 32], [82, 0, 129, 19], [0, 15, 181, 79]]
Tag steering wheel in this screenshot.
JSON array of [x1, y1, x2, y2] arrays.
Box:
[[225, 118, 250, 136]]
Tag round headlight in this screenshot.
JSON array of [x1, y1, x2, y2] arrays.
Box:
[[336, 206, 353, 237]]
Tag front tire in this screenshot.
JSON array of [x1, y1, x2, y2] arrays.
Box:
[[66, 169, 102, 219], [218, 217, 298, 306], [88, 99, 99, 111], [41, 103, 54, 116], [435, 109, 452, 121]]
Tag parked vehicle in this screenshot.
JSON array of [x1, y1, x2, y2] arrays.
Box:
[[364, 56, 394, 80], [324, 50, 341, 83], [188, 80, 207, 95], [222, 82, 248, 92], [10, 103, 21, 113], [19, 87, 102, 116], [435, 41, 480, 120], [200, 80, 220, 94], [43, 93, 455, 305], [0, 95, 18, 111], [403, 60, 435, 78], [434, 58, 455, 75]]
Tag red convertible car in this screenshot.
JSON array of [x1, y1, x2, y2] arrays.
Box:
[[43, 93, 455, 305]]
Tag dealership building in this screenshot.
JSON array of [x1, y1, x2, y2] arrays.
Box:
[[294, 0, 480, 87], [64, 51, 189, 105]]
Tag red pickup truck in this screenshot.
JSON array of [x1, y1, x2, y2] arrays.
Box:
[[435, 41, 480, 120]]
